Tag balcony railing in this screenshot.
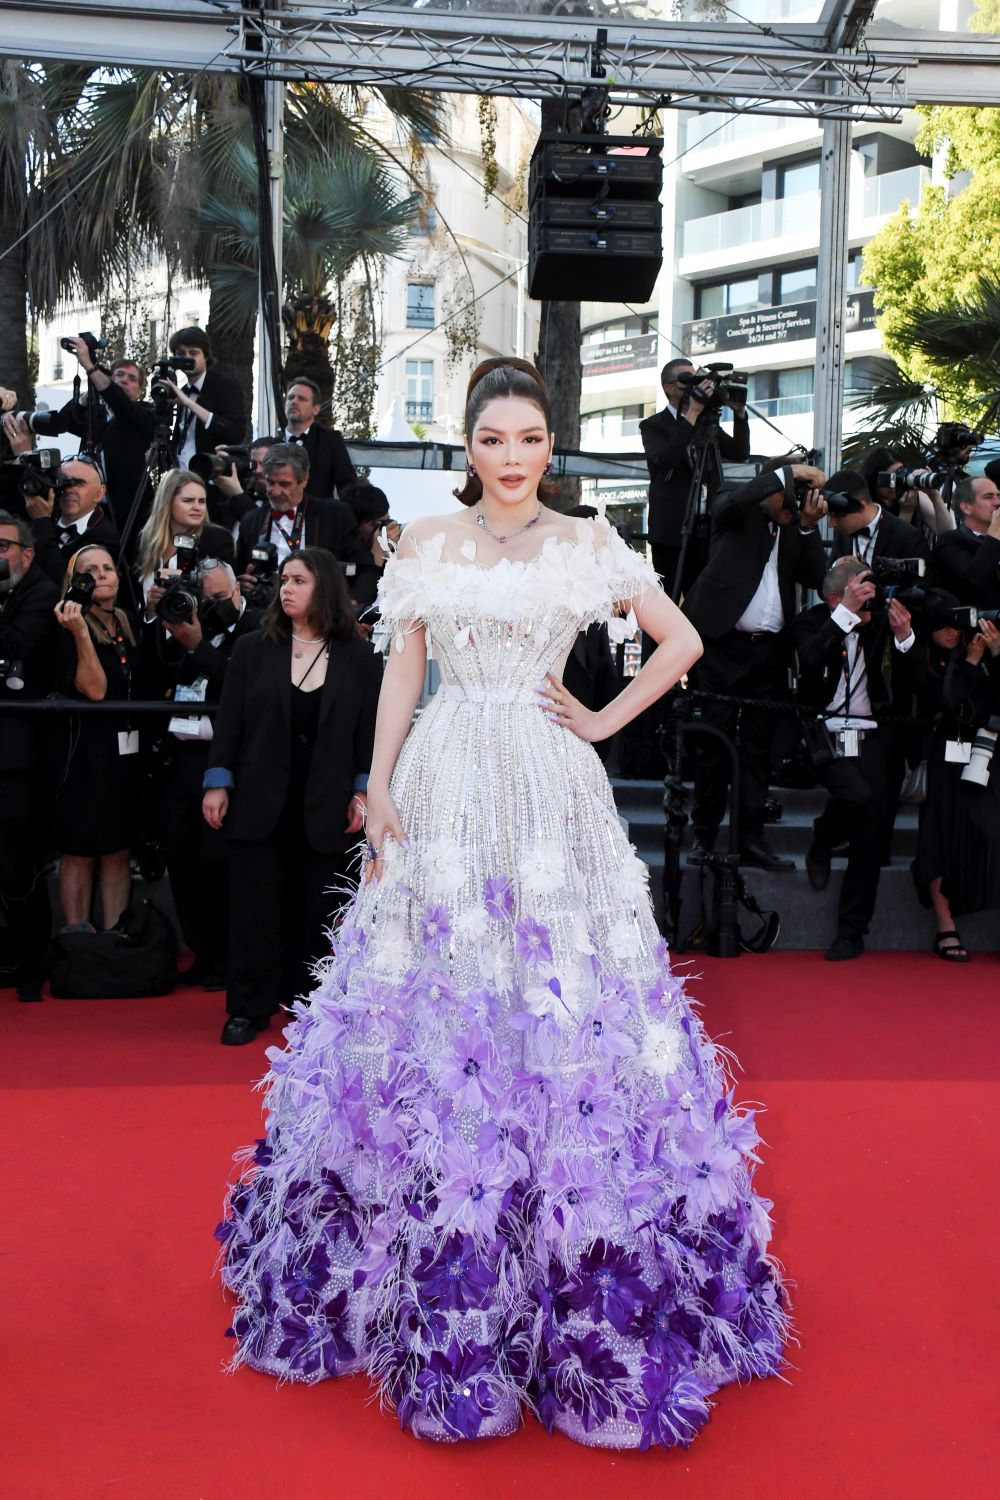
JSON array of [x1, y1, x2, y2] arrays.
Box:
[[751, 393, 814, 418], [684, 109, 817, 154], [861, 165, 930, 219], [682, 190, 820, 258], [405, 400, 433, 422]]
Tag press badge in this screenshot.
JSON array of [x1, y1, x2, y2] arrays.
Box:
[[838, 729, 859, 758], [945, 739, 972, 764], [117, 730, 139, 756]]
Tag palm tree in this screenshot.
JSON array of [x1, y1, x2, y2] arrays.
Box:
[[842, 276, 1000, 464]]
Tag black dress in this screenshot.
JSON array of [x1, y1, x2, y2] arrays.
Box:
[[53, 616, 142, 856], [912, 645, 1000, 916]]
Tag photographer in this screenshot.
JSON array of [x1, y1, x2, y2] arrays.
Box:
[[911, 590, 1000, 961], [860, 446, 954, 543], [793, 555, 919, 961], [51, 545, 143, 932], [829, 468, 933, 570], [234, 442, 370, 602], [136, 469, 234, 616], [202, 549, 380, 1045], [342, 481, 395, 617], [0, 509, 59, 1000], [930, 476, 1000, 612], [151, 559, 261, 991], [280, 378, 356, 500], [158, 327, 246, 468], [27, 454, 119, 586], [192, 438, 273, 532], [639, 357, 750, 599], [682, 461, 828, 869], [66, 337, 154, 537]]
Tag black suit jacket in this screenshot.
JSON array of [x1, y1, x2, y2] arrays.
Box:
[[792, 600, 917, 714], [31, 505, 121, 587], [235, 495, 370, 573], [682, 470, 826, 640], [639, 403, 751, 547], [174, 368, 246, 456], [930, 525, 1000, 610], [283, 426, 356, 501], [208, 631, 381, 853], [0, 563, 60, 771], [832, 508, 932, 569]]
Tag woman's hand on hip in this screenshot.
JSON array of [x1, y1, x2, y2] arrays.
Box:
[[537, 672, 606, 743], [202, 788, 229, 830], [362, 787, 407, 886]]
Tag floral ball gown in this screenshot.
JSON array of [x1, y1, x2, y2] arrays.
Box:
[[217, 518, 791, 1449]]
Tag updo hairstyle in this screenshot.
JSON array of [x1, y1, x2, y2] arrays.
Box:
[[454, 357, 559, 506]]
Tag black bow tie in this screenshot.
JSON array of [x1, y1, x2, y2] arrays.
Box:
[[288, 433, 305, 444], [183, 383, 197, 398], [856, 527, 872, 539], [58, 528, 76, 547]]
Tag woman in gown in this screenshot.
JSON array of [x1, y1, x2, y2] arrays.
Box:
[[217, 358, 791, 1450]]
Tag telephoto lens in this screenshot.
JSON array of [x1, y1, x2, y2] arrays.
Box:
[[960, 716, 1000, 789]]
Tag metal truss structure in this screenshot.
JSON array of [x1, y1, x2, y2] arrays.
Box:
[[3, 1, 1000, 121]]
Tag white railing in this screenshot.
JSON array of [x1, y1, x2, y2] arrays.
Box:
[[861, 165, 930, 219], [682, 190, 820, 257]]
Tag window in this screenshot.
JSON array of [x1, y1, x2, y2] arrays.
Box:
[[406, 283, 435, 329], [777, 265, 816, 304], [750, 366, 814, 417], [580, 404, 645, 442], [405, 359, 434, 423], [695, 277, 760, 318], [408, 200, 437, 237], [846, 251, 866, 291], [779, 158, 820, 199]]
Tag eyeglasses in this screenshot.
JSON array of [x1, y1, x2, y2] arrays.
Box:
[[0, 539, 25, 553]]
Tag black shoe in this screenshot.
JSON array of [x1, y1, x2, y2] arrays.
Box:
[[689, 838, 716, 864], [825, 932, 864, 961], [740, 838, 794, 873], [16, 979, 44, 1003], [220, 1015, 270, 1046], [764, 794, 783, 823], [805, 840, 832, 891], [202, 968, 226, 992]]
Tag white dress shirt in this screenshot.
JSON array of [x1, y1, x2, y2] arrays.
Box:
[[735, 526, 784, 634], [825, 602, 914, 730], [177, 372, 210, 468]]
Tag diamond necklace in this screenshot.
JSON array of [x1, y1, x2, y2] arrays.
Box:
[[474, 503, 543, 545]]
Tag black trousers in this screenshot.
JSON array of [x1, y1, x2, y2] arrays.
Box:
[[163, 742, 230, 972], [813, 732, 890, 939], [226, 822, 351, 1020], [0, 774, 52, 985], [691, 630, 789, 844]]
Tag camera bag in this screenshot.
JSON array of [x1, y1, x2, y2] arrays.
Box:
[[50, 898, 178, 999]]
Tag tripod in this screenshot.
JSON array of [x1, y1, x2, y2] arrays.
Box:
[[115, 404, 178, 614], [670, 412, 724, 605]]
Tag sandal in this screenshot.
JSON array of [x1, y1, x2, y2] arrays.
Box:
[[933, 930, 971, 963]]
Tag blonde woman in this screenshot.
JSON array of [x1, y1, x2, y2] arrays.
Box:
[[52, 545, 144, 930], [137, 469, 234, 617]]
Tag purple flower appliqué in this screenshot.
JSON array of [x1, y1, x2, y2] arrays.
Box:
[[483, 874, 515, 921], [629, 1279, 699, 1364], [420, 903, 452, 955], [433, 1137, 513, 1239], [409, 966, 457, 1010], [537, 1153, 611, 1246], [568, 1239, 652, 1335], [412, 1230, 498, 1311], [549, 1331, 632, 1433], [677, 1126, 741, 1219], [637, 1357, 711, 1450], [554, 1070, 624, 1147], [514, 916, 553, 967], [415, 1337, 497, 1440], [275, 1288, 356, 1379], [439, 1023, 503, 1111]]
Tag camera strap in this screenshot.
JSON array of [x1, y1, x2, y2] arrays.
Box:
[[265, 499, 307, 552]]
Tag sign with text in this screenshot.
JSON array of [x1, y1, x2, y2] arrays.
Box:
[[581, 331, 659, 378], [682, 289, 877, 358]]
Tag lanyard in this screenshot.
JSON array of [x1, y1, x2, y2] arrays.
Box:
[[839, 634, 866, 717], [294, 640, 328, 689], [93, 616, 132, 711], [265, 500, 307, 551]]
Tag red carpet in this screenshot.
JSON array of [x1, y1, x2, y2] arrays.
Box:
[[3, 951, 998, 1499]]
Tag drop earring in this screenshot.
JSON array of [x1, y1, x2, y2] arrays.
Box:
[[466, 462, 477, 477], [543, 461, 553, 476]]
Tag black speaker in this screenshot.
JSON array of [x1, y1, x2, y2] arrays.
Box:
[[528, 133, 663, 303]]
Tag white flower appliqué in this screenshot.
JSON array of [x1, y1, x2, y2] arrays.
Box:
[[422, 837, 466, 896], [517, 841, 566, 896], [637, 1020, 686, 1077]]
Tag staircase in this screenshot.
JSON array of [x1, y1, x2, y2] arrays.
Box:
[[611, 778, 999, 953]]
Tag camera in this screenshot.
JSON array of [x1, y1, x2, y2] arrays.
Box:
[[0, 656, 25, 691], [59, 331, 108, 359], [246, 541, 279, 610], [63, 571, 97, 612], [16, 449, 74, 502], [677, 362, 749, 413], [862, 558, 926, 610], [934, 422, 982, 462], [189, 445, 251, 485], [877, 468, 945, 497], [153, 533, 201, 626], [960, 715, 1000, 789], [149, 353, 197, 400]]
